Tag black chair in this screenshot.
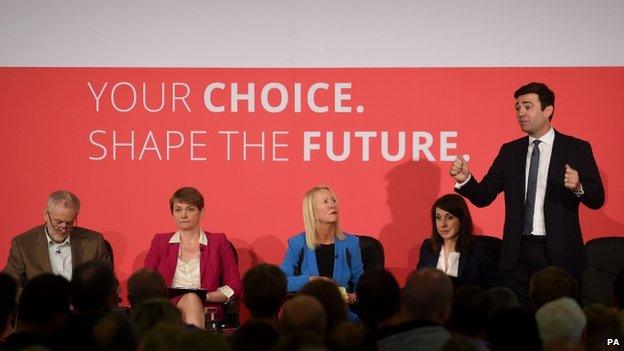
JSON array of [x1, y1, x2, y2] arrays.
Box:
[[472, 234, 502, 268], [357, 235, 385, 271], [348, 236, 384, 319], [103, 239, 127, 310], [582, 237, 624, 306]]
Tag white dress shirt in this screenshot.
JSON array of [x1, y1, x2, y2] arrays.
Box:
[[525, 127, 554, 236], [45, 229, 72, 281], [436, 247, 460, 277]]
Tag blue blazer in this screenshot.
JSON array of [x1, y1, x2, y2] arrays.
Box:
[[280, 232, 364, 292], [417, 239, 500, 288]]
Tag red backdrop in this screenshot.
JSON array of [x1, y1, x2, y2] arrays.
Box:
[[1, 67, 623, 298]]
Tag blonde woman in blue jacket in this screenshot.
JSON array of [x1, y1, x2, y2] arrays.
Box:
[[280, 185, 364, 304]]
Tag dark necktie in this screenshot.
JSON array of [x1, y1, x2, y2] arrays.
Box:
[[524, 140, 541, 235]]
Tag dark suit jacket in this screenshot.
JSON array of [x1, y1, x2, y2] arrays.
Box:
[[417, 239, 500, 288], [3, 225, 111, 288], [456, 130, 604, 273]]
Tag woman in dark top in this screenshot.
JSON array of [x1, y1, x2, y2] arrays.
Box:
[[417, 194, 500, 288]]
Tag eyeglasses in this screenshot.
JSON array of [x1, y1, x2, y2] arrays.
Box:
[[46, 210, 77, 233]]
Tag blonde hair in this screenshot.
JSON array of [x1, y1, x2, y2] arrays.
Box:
[[303, 186, 344, 250]]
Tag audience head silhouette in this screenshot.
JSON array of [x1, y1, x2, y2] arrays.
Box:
[[403, 268, 453, 323], [127, 268, 167, 308], [242, 263, 287, 320], [71, 260, 116, 313], [529, 266, 578, 310], [356, 269, 401, 326]]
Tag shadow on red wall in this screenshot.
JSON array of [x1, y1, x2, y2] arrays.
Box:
[[379, 161, 441, 284], [580, 171, 624, 241]]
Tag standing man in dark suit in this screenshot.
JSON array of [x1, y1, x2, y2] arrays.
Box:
[[3, 190, 111, 289], [449, 82, 604, 305]]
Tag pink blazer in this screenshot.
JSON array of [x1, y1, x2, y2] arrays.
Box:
[[144, 231, 242, 304]]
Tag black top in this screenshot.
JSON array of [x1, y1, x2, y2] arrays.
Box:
[[315, 243, 335, 278]]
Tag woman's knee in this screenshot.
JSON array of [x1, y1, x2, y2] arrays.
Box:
[[177, 292, 203, 310]]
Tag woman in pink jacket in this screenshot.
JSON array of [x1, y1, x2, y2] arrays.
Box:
[[144, 187, 241, 328]]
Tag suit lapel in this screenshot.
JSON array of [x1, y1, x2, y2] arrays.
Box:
[[332, 239, 344, 281], [71, 230, 84, 268], [34, 226, 53, 273], [546, 130, 565, 198], [306, 244, 320, 277], [199, 240, 210, 288], [162, 242, 180, 286], [458, 251, 467, 278], [428, 245, 438, 267], [516, 137, 530, 208]]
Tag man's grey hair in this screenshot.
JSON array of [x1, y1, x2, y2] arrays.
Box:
[[47, 190, 81, 212], [535, 297, 586, 344]]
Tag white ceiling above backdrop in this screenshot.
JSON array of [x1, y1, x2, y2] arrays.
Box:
[[1, 0, 623, 67]]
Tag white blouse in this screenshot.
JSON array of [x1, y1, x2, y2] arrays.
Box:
[[172, 256, 201, 288], [168, 230, 235, 299], [436, 247, 460, 277]]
